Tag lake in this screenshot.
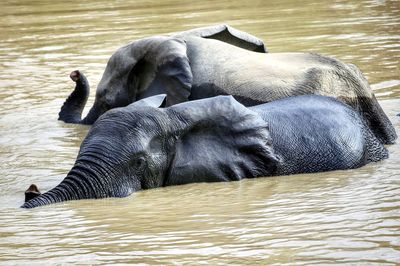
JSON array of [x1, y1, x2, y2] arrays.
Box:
[[0, 0, 399, 264]]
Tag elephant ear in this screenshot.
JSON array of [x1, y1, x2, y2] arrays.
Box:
[[177, 24, 267, 52], [150, 38, 193, 106], [165, 96, 280, 186], [103, 36, 192, 107]]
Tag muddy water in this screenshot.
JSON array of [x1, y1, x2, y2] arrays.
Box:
[[0, 0, 399, 264]]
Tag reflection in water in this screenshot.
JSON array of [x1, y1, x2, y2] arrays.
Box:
[[0, 0, 399, 264]]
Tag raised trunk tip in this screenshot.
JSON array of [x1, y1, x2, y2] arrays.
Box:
[[58, 70, 90, 124]]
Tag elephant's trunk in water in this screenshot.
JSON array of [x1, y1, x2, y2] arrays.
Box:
[[21, 170, 102, 208], [21, 180, 78, 208], [58, 70, 101, 125]]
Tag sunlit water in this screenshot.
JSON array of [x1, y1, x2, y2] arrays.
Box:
[[0, 0, 399, 264]]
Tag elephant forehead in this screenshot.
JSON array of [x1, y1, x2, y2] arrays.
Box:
[[82, 121, 154, 157], [91, 108, 166, 138]]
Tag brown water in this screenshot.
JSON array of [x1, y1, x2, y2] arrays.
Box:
[[1, 0, 399, 264]]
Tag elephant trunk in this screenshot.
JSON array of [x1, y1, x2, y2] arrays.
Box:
[[21, 182, 77, 208], [58, 70, 101, 125], [21, 164, 108, 208], [80, 104, 103, 125]]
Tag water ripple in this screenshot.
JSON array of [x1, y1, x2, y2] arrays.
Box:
[[1, 0, 400, 264]]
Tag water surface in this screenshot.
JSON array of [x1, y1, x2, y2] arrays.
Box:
[[0, 0, 399, 264]]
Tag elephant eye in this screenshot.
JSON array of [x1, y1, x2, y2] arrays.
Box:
[[132, 157, 146, 170]]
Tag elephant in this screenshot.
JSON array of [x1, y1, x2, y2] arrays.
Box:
[[58, 24, 397, 144], [23, 94, 388, 208]]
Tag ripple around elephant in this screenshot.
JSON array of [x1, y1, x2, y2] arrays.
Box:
[[58, 24, 396, 144], [23, 94, 388, 208]]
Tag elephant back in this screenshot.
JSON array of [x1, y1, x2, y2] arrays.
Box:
[[250, 95, 388, 175]]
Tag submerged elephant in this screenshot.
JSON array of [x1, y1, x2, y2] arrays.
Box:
[[23, 94, 388, 208], [58, 24, 396, 144]]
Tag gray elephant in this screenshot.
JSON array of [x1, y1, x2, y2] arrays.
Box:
[[58, 25, 396, 144], [23, 94, 388, 208]]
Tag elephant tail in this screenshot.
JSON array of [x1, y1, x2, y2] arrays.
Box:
[[58, 70, 90, 124], [346, 63, 397, 144]]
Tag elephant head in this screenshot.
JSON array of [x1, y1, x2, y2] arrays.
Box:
[[23, 95, 279, 208], [58, 25, 267, 125]]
